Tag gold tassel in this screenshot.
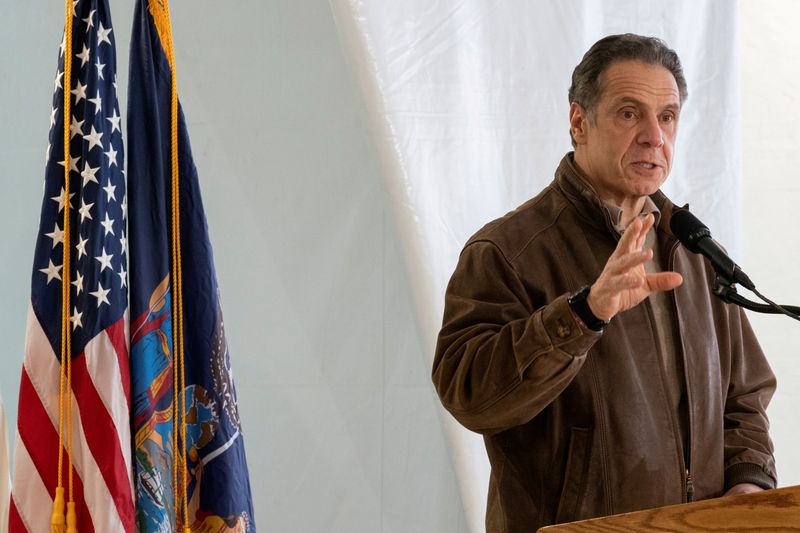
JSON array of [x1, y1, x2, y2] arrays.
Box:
[[66, 502, 78, 533], [51, 487, 66, 533]]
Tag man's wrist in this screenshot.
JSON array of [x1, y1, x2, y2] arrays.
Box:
[[568, 286, 610, 331], [725, 462, 776, 491]]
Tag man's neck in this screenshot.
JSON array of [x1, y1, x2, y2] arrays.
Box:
[[603, 196, 647, 228], [570, 153, 648, 227]]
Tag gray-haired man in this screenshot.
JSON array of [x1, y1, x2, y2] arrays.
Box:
[[433, 34, 776, 532]]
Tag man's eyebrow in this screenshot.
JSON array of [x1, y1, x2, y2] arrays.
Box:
[[614, 96, 681, 111], [615, 96, 645, 106]]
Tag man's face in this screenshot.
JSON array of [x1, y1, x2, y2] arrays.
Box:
[[570, 60, 681, 207]]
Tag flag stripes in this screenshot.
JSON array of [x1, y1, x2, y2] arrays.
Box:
[[13, 362, 95, 532], [13, 306, 134, 531]]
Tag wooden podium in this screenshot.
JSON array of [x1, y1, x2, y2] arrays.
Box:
[[539, 485, 800, 531]]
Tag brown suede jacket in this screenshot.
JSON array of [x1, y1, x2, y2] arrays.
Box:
[[432, 153, 776, 532]]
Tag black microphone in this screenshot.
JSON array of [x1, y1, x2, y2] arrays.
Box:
[[669, 209, 755, 290]]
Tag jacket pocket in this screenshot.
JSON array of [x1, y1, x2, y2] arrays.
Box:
[[555, 426, 592, 524]]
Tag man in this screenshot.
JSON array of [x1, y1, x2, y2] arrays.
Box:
[[432, 34, 776, 532]]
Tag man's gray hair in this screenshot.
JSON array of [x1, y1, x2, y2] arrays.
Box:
[[568, 34, 688, 145]]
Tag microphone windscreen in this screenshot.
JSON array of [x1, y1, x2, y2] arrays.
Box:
[[669, 209, 710, 254]]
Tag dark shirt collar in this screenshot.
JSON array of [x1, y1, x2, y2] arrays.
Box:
[[602, 196, 661, 235]]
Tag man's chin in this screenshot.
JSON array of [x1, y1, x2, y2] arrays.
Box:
[[639, 183, 664, 196], [625, 173, 667, 196]]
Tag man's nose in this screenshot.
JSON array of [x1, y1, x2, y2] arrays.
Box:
[[637, 115, 664, 148]]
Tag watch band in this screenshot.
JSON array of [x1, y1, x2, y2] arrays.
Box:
[[568, 285, 610, 331]]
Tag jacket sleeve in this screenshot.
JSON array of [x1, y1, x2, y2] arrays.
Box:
[[722, 305, 777, 490], [432, 240, 601, 434]]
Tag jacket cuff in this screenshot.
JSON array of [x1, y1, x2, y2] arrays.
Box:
[[539, 294, 602, 356], [725, 462, 776, 491]]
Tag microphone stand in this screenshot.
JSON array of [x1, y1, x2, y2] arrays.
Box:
[[712, 274, 800, 321]]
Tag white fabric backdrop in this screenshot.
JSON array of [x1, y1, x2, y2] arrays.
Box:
[[332, 1, 741, 530], [6, 1, 800, 531]]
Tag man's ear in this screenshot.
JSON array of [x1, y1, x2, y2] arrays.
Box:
[[569, 102, 590, 145]]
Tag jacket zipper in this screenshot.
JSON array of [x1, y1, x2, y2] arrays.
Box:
[[667, 239, 694, 503], [612, 209, 696, 503]]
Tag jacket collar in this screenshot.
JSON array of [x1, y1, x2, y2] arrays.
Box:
[[554, 152, 679, 250]]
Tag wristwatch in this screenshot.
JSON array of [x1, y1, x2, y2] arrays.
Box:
[[568, 285, 610, 331]]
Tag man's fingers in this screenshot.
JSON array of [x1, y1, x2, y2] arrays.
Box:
[[608, 249, 651, 274], [608, 271, 647, 291], [640, 212, 655, 233], [633, 213, 654, 250], [615, 216, 642, 255], [615, 213, 654, 257], [646, 271, 683, 292]]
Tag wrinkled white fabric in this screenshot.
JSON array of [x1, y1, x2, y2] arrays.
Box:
[[331, 1, 739, 530]]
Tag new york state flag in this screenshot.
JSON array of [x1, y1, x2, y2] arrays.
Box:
[[127, 0, 256, 530]]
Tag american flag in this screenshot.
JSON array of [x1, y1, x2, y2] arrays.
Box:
[[9, 0, 134, 531]]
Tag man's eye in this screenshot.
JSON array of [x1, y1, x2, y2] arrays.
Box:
[[621, 110, 635, 119], [662, 113, 675, 122]]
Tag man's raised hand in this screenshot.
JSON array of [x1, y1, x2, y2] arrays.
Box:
[[587, 213, 683, 321]]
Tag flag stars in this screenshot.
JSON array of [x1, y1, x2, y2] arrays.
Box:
[[101, 212, 115, 236], [82, 8, 95, 28], [51, 188, 76, 212], [80, 162, 99, 186], [79, 198, 94, 222], [88, 93, 103, 116], [95, 247, 113, 272], [76, 235, 89, 259], [71, 81, 87, 104], [84, 126, 103, 151], [119, 230, 127, 254], [75, 44, 91, 67], [45, 223, 64, 247], [104, 146, 118, 168], [103, 181, 117, 201], [89, 282, 111, 308], [72, 271, 84, 295], [97, 22, 112, 45], [39, 260, 63, 284], [106, 109, 121, 133], [70, 116, 85, 139], [35, 3, 129, 346], [57, 155, 80, 174], [70, 307, 83, 331], [59, 34, 66, 57]]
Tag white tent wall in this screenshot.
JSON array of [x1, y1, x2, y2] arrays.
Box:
[[0, 1, 797, 533], [740, 0, 800, 491]]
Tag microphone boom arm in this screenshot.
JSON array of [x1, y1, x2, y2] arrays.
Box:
[[713, 275, 800, 319]]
